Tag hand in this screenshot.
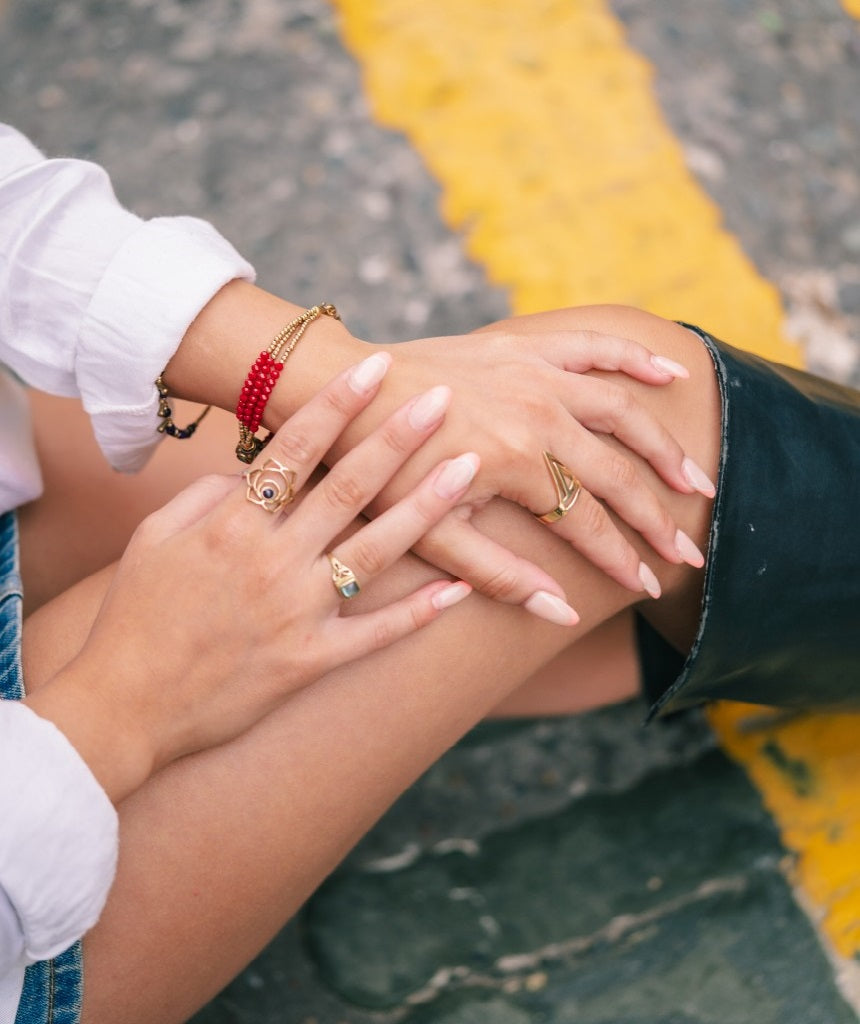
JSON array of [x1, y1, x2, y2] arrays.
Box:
[[328, 313, 714, 612], [25, 354, 477, 803]]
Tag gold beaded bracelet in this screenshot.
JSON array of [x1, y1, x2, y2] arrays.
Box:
[[234, 303, 340, 464]]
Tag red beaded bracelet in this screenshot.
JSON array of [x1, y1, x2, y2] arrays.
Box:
[[235, 303, 340, 463]]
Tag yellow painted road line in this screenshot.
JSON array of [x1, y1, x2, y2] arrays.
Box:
[[843, 0, 860, 19], [334, 0, 797, 363], [333, 0, 860, 962]]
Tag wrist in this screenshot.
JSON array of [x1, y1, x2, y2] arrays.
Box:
[[165, 280, 370, 428], [23, 662, 157, 805]]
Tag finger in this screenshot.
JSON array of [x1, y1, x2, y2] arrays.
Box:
[[532, 428, 708, 581], [325, 452, 481, 587], [234, 351, 393, 510], [537, 480, 665, 595], [136, 474, 238, 543], [318, 579, 473, 671], [523, 328, 690, 383], [293, 385, 453, 548], [412, 515, 580, 625], [559, 375, 715, 497]]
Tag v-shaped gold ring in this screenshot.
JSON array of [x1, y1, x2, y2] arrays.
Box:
[[534, 451, 582, 524]]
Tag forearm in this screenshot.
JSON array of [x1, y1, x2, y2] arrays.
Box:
[[163, 280, 370, 428]]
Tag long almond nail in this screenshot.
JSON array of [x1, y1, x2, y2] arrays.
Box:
[[682, 456, 716, 497], [675, 529, 705, 568], [433, 453, 479, 499], [524, 590, 580, 626], [651, 355, 690, 379], [347, 352, 391, 394], [638, 562, 662, 599], [408, 385, 451, 430], [431, 581, 472, 610]]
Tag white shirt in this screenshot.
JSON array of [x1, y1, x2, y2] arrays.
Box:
[[0, 123, 255, 1022]]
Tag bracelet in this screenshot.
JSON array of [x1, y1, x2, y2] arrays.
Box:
[[235, 302, 340, 464], [155, 375, 211, 439]]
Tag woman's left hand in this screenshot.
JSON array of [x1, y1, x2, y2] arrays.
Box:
[[326, 315, 713, 609]]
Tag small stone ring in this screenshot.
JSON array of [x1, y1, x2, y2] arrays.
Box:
[[326, 553, 361, 599]]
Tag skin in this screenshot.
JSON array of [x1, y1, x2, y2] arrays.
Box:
[[17, 302, 720, 1023]]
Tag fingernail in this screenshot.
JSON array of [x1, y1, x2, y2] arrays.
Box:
[[524, 590, 580, 626], [431, 581, 472, 610], [347, 352, 391, 394], [681, 456, 716, 497], [675, 529, 705, 568], [408, 385, 451, 430], [433, 453, 479, 499], [651, 355, 690, 379], [638, 562, 662, 599]]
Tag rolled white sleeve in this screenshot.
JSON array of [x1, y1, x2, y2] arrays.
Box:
[[0, 701, 119, 1020], [0, 123, 255, 474]]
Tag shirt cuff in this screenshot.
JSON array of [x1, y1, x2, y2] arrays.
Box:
[[77, 216, 255, 473], [0, 701, 118, 964]]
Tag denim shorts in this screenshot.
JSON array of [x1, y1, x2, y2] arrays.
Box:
[[0, 510, 84, 1024], [638, 327, 860, 718]]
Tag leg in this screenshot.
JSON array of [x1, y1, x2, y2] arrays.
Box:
[[22, 385, 641, 718], [19, 307, 719, 1023]]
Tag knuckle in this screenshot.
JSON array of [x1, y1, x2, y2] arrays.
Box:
[[410, 601, 431, 632], [324, 471, 369, 512], [371, 617, 396, 651], [378, 420, 412, 456], [502, 424, 536, 467], [320, 385, 355, 419], [477, 563, 520, 602], [607, 382, 635, 421], [576, 494, 612, 539], [128, 511, 162, 550], [198, 512, 250, 566], [612, 544, 641, 582], [271, 429, 314, 466], [652, 504, 675, 540], [581, 328, 602, 353], [605, 454, 639, 493], [347, 535, 389, 578]]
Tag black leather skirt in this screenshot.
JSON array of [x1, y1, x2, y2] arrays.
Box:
[[638, 325, 860, 719]]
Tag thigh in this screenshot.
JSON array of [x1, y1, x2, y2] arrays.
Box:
[[18, 307, 720, 1023]]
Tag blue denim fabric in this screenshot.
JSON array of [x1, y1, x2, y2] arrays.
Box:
[[0, 511, 84, 1024]]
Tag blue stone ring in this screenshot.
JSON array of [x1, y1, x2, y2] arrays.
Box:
[[245, 458, 296, 514], [327, 553, 361, 600]]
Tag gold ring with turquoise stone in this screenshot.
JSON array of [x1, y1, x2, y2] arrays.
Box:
[[326, 553, 361, 599]]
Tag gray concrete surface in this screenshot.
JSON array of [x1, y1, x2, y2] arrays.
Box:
[[2, 1, 858, 1022]]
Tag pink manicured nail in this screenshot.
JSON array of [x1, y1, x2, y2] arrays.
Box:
[[408, 385, 452, 430], [347, 352, 391, 394], [433, 453, 479, 499], [524, 590, 580, 626], [638, 562, 662, 599], [651, 355, 690, 379], [675, 529, 705, 568], [682, 456, 716, 497], [431, 581, 472, 611]]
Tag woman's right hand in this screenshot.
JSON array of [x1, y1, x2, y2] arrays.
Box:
[[24, 353, 479, 804]]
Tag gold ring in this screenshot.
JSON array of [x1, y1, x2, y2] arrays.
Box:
[[327, 553, 361, 599], [534, 451, 582, 524], [245, 458, 296, 514]]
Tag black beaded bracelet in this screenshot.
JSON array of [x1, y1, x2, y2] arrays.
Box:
[[154, 375, 211, 440]]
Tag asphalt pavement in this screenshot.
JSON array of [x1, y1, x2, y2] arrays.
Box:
[[1, 1, 858, 1021]]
